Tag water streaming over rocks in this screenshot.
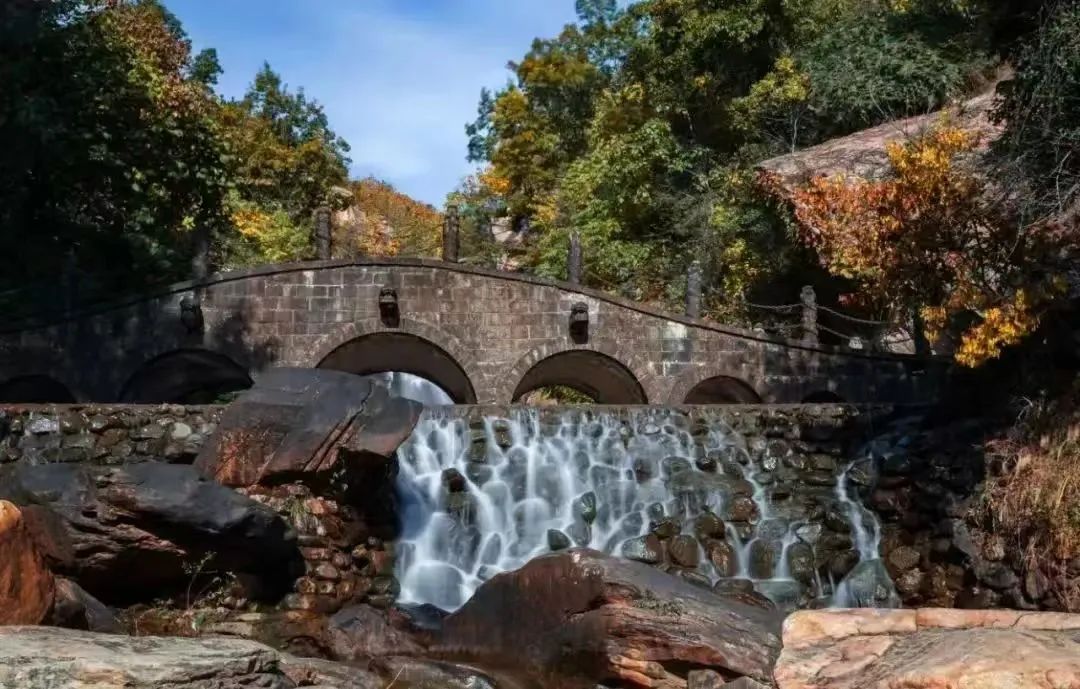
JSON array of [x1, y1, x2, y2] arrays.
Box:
[[392, 406, 896, 612], [362, 373, 454, 407]]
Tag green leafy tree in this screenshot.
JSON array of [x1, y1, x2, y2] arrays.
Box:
[[213, 64, 351, 268], [0, 0, 230, 299], [993, 0, 1080, 223], [460, 0, 1014, 319]]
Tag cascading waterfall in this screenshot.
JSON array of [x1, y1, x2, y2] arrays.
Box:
[[362, 372, 454, 407], [829, 453, 901, 608], [393, 406, 896, 612]]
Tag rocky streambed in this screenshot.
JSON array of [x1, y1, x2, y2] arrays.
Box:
[[0, 368, 1077, 688]]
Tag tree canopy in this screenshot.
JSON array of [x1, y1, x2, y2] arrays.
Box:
[[455, 0, 1071, 363], [0, 0, 428, 312]]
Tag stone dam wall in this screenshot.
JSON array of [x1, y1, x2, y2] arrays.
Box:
[[0, 404, 222, 465], [0, 402, 1048, 613]]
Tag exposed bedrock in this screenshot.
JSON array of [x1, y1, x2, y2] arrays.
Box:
[[774, 608, 1080, 689], [433, 548, 783, 689], [0, 626, 300, 689], [0, 624, 508, 689]]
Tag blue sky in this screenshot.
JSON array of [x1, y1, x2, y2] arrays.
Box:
[[165, 0, 580, 207]]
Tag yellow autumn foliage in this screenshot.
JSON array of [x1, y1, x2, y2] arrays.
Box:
[[227, 199, 309, 266], [793, 123, 1070, 366]]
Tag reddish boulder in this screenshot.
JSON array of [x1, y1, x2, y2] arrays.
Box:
[[0, 500, 55, 625], [327, 604, 427, 661], [194, 368, 423, 490], [434, 549, 782, 689]]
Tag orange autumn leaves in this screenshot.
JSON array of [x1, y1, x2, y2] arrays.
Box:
[[791, 125, 1069, 366], [336, 178, 443, 259]]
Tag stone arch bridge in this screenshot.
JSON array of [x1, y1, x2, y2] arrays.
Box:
[[0, 259, 945, 405]]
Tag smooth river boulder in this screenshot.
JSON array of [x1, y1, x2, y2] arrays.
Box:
[[434, 549, 783, 689], [0, 462, 302, 604], [774, 608, 1080, 689]]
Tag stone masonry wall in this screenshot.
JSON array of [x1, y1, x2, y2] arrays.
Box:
[[4, 402, 1043, 614], [866, 416, 1079, 612], [0, 403, 396, 617], [0, 403, 221, 466], [425, 403, 898, 612]]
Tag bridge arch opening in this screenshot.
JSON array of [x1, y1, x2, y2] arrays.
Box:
[[683, 376, 762, 404], [512, 351, 647, 404], [317, 333, 476, 405], [120, 350, 253, 404], [0, 375, 76, 403]]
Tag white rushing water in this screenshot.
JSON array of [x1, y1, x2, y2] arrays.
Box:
[[829, 453, 901, 608], [392, 407, 840, 611], [362, 372, 454, 407]]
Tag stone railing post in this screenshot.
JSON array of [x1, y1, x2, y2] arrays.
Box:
[[443, 203, 460, 263], [313, 206, 332, 260], [191, 227, 210, 282], [912, 308, 930, 356], [801, 285, 818, 346], [567, 231, 583, 284], [686, 260, 702, 319]]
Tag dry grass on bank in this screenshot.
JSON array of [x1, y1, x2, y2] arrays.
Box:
[[981, 395, 1080, 607]]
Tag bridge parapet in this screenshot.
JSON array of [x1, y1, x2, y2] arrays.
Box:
[[0, 258, 947, 405]]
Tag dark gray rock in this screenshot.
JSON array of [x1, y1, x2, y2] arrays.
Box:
[[688, 669, 725, 689], [48, 578, 121, 633], [572, 491, 597, 524], [0, 462, 302, 605], [548, 529, 572, 551], [194, 368, 422, 491], [442, 468, 467, 493], [622, 534, 664, 565]]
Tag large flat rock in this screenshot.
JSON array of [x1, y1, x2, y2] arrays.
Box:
[[433, 549, 783, 689], [774, 608, 1080, 689], [0, 626, 294, 688], [194, 367, 423, 489]]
